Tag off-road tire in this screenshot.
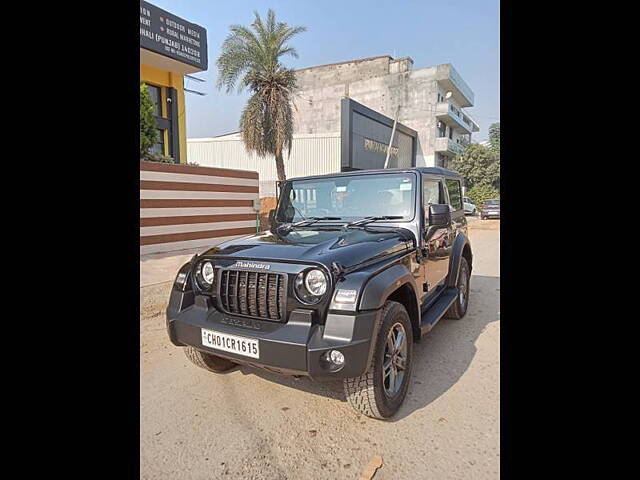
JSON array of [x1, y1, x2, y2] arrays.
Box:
[[343, 301, 413, 420], [444, 257, 471, 320], [184, 346, 237, 373]]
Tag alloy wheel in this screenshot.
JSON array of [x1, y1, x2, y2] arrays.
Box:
[[382, 323, 408, 397], [459, 265, 469, 308]]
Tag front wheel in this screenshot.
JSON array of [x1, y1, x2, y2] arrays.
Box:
[[184, 346, 237, 373], [343, 301, 413, 419]]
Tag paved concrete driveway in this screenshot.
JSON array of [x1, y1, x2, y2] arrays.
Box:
[[140, 220, 500, 479]]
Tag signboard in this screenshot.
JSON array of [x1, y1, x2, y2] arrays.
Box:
[[140, 1, 208, 70], [341, 98, 417, 171]]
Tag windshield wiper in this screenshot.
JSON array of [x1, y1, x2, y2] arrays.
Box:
[[278, 216, 342, 232], [293, 216, 342, 227], [344, 216, 404, 228]]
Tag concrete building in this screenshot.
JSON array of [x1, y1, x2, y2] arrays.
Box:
[[292, 55, 479, 168], [188, 55, 479, 197]]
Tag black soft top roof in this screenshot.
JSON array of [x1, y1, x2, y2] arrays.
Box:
[[289, 167, 463, 182]]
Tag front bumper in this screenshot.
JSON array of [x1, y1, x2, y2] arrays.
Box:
[[166, 288, 380, 380]]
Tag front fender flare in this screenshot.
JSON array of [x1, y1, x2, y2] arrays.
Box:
[[446, 233, 472, 287], [358, 263, 419, 312]]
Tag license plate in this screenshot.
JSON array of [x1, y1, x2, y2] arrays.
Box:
[[201, 329, 260, 359]]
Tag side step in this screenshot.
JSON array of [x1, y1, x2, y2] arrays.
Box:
[[420, 288, 459, 335]]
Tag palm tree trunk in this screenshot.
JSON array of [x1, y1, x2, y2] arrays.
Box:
[[275, 150, 286, 181]]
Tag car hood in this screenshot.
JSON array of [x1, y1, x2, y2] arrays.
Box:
[[198, 226, 413, 270]]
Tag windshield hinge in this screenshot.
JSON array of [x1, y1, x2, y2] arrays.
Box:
[[331, 261, 345, 280]]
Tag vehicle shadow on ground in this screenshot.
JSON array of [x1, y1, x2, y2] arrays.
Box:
[[234, 275, 500, 420]]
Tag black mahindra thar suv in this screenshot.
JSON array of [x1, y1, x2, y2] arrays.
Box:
[[166, 167, 473, 419]]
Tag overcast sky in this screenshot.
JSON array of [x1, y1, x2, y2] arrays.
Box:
[[148, 0, 500, 142]]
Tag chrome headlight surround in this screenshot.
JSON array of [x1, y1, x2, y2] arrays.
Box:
[[294, 268, 329, 304], [194, 260, 215, 291]]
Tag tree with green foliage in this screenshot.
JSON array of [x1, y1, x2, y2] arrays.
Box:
[[140, 82, 159, 160], [216, 9, 306, 181], [450, 143, 500, 190], [466, 183, 499, 209], [488, 122, 500, 155]]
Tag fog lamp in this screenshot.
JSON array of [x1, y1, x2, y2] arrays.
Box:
[[327, 350, 344, 366]]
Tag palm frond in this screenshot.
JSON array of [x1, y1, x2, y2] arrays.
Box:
[[216, 10, 305, 178]]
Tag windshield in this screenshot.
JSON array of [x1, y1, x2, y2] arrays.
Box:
[[485, 200, 500, 206], [277, 172, 417, 223]]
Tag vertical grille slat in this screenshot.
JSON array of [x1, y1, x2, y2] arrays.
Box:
[[267, 274, 278, 319], [244, 271, 251, 316], [220, 270, 229, 311], [248, 272, 258, 317], [258, 273, 268, 318], [218, 268, 286, 321], [238, 271, 248, 315], [275, 274, 280, 319], [278, 274, 286, 317], [228, 271, 239, 311]]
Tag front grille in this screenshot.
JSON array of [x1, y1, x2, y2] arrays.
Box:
[[218, 270, 286, 321]]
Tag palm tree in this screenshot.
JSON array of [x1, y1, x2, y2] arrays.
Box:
[[216, 10, 306, 181]]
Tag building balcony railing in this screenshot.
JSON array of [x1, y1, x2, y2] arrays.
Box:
[[435, 137, 465, 157], [435, 102, 480, 134], [435, 64, 475, 108]]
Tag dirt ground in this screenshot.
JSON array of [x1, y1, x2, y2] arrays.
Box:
[[140, 219, 500, 479]]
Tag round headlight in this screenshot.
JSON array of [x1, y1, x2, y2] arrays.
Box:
[[202, 262, 214, 284], [305, 269, 327, 296], [294, 268, 328, 304], [195, 261, 215, 289]]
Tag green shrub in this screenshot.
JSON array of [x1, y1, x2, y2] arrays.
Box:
[[466, 184, 500, 208], [140, 82, 159, 160], [143, 153, 174, 164]]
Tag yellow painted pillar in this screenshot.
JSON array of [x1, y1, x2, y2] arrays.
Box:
[[169, 71, 187, 164]]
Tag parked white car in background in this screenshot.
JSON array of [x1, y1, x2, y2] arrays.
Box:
[[463, 197, 477, 216]]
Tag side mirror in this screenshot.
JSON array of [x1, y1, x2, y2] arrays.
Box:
[[268, 209, 276, 229], [429, 204, 451, 227]]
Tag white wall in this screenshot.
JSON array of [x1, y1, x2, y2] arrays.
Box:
[[188, 133, 342, 197]]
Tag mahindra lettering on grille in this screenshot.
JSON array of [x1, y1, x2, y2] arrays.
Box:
[[218, 269, 287, 321]]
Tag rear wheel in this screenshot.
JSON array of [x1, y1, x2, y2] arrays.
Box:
[[445, 257, 471, 319], [343, 301, 413, 420], [184, 346, 237, 373]]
